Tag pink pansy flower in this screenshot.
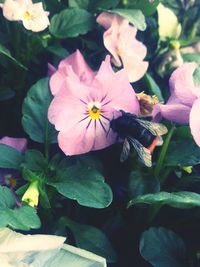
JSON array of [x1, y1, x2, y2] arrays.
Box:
[[0, 0, 50, 32], [49, 50, 96, 96], [96, 12, 148, 83], [48, 50, 139, 156], [153, 62, 200, 146]]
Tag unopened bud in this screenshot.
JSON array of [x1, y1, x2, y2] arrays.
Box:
[[22, 180, 39, 207]]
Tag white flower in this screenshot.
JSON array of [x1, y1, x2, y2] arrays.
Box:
[[1, 0, 50, 32], [0, 228, 107, 267]]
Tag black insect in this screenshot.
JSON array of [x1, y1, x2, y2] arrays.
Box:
[[110, 110, 168, 167]]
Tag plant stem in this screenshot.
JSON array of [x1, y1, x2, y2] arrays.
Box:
[[154, 125, 175, 179]]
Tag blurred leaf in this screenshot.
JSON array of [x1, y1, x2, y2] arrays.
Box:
[[144, 73, 164, 102], [61, 217, 117, 263], [0, 186, 41, 230], [0, 144, 24, 170], [140, 227, 187, 267], [174, 126, 192, 139], [128, 191, 200, 209], [47, 46, 69, 58], [50, 8, 95, 39], [39, 183, 51, 209], [22, 78, 57, 144], [91, 0, 119, 10], [0, 44, 27, 70], [193, 65, 200, 86], [182, 53, 200, 64], [109, 9, 146, 31], [128, 171, 160, 199], [0, 88, 15, 101], [68, 0, 89, 9], [49, 164, 113, 208], [165, 139, 200, 166], [22, 150, 47, 172], [157, 3, 181, 39], [128, 0, 160, 16]]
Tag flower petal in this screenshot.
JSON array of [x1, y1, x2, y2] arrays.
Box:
[[153, 102, 190, 124], [96, 12, 119, 29], [189, 98, 200, 147], [0, 137, 27, 153], [59, 50, 95, 84], [0, 227, 65, 253], [95, 65, 140, 115], [50, 50, 96, 96], [22, 2, 50, 32], [1, 0, 23, 21], [169, 62, 198, 106], [58, 122, 95, 155], [92, 116, 117, 150], [48, 87, 86, 132]]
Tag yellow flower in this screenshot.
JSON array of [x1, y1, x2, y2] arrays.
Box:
[[22, 180, 39, 207], [182, 166, 193, 174]]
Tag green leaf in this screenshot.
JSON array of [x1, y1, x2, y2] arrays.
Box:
[[68, 0, 89, 9], [61, 217, 117, 263], [91, 0, 119, 10], [0, 88, 15, 101], [140, 227, 187, 267], [49, 164, 113, 208], [174, 126, 192, 139], [0, 144, 24, 169], [47, 46, 69, 58], [49, 8, 95, 39], [0, 44, 27, 70], [0, 186, 41, 230], [22, 150, 47, 171], [128, 191, 200, 209], [127, 0, 160, 16], [22, 78, 57, 144], [182, 53, 200, 64], [165, 139, 200, 166], [144, 73, 164, 102], [0, 186, 15, 208], [128, 171, 160, 199], [193, 65, 200, 86], [109, 9, 146, 31]]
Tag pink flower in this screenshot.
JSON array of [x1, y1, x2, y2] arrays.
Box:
[[0, 0, 50, 32], [153, 62, 200, 146], [48, 50, 139, 156], [96, 12, 148, 83], [0, 136, 27, 152], [49, 50, 95, 96]]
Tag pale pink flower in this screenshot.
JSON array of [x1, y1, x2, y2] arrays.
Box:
[[49, 50, 95, 96], [96, 12, 148, 83], [48, 50, 139, 156], [153, 62, 200, 146], [0, 136, 27, 152], [1, 0, 50, 32]]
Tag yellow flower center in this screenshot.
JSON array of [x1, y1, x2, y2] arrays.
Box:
[[23, 11, 33, 20], [88, 102, 101, 120]]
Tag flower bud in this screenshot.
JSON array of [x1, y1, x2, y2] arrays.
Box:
[[22, 180, 39, 207]]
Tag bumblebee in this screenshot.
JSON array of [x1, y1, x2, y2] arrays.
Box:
[[110, 110, 168, 167]]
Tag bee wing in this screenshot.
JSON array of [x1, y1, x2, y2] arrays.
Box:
[[136, 118, 168, 136], [120, 138, 131, 162], [128, 137, 152, 167]]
